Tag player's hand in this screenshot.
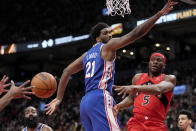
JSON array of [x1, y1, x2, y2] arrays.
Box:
[[113, 104, 120, 118], [113, 85, 135, 99], [0, 75, 11, 95], [44, 98, 61, 115], [9, 80, 35, 99], [160, 0, 178, 15]]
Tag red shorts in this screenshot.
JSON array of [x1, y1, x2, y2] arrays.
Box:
[[128, 114, 167, 131]]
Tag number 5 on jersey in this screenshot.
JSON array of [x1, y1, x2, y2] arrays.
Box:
[[142, 95, 150, 106], [85, 61, 95, 78]]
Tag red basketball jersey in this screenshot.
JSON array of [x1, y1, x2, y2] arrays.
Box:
[[133, 73, 173, 121]]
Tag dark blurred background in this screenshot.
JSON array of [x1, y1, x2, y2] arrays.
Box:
[[0, 0, 195, 130]]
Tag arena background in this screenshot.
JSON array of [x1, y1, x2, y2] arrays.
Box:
[[0, 0, 195, 130]]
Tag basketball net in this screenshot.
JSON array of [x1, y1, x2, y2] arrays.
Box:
[[106, 0, 131, 17]]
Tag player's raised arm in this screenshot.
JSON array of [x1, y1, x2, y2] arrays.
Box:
[[103, 0, 178, 52], [45, 53, 86, 115]]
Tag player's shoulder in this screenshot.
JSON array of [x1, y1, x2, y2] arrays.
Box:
[[165, 74, 176, 79], [42, 124, 53, 131], [132, 73, 143, 82], [134, 73, 145, 79], [164, 74, 176, 81]]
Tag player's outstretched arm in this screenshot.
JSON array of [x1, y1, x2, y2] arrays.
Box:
[[0, 80, 34, 112], [45, 53, 86, 115], [103, 0, 178, 51], [115, 75, 176, 97], [133, 75, 176, 95]]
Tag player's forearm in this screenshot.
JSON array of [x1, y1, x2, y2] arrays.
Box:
[[0, 92, 14, 112], [132, 84, 161, 95], [56, 69, 70, 101], [118, 95, 134, 110], [127, 11, 163, 41]]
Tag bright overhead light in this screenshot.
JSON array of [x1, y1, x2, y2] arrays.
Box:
[[130, 51, 134, 55], [122, 49, 126, 53], [166, 46, 170, 51], [155, 43, 160, 47]]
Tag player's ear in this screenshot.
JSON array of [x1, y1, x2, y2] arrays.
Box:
[[188, 119, 192, 125]]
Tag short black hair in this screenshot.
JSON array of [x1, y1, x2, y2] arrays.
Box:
[[90, 22, 109, 43], [178, 110, 193, 120]]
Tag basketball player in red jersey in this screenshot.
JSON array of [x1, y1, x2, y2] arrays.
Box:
[[113, 52, 176, 131]]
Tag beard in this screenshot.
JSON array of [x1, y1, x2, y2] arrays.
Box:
[[23, 116, 39, 128]]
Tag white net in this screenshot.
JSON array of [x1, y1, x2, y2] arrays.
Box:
[[106, 0, 131, 17]]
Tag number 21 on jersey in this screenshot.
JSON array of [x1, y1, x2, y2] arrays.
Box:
[[85, 61, 95, 78]]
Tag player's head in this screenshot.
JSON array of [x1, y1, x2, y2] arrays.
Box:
[[23, 106, 39, 128], [178, 110, 193, 130], [148, 52, 166, 75], [90, 22, 112, 44]]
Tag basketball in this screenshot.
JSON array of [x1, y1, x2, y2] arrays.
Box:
[[31, 72, 57, 98]]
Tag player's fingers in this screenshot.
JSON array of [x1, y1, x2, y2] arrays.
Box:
[[170, 1, 177, 5], [2, 76, 8, 83], [122, 91, 127, 99], [23, 86, 34, 91], [46, 108, 52, 115], [11, 80, 15, 85], [113, 85, 121, 89], [3, 89, 8, 92], [118, 88, 125, 95], [3, 83, 11, 88], [44, 105, 51, 111], [23, 95, 31, 100], [23, 91, 34, 95], [1, 75, 6, 81], [44, 104, 50, 108], [19, 80, 30, 88], [114, 87, 122, 92], [49, 109, 55, 116]]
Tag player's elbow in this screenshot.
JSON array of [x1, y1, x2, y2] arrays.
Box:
[[63, 68, 71, 76], [154, 85, 164, 94], [156, 87, 163, 94]]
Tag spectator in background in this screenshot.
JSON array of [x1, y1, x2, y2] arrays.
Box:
[[22, 106, 53, 131], [178, 109, 194, 131]]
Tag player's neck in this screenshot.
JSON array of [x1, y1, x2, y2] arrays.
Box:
[[148, 72, 162, 78], [183, 126, 193, 131]]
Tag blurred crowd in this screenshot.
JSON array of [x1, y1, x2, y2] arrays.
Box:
[[0, 58, 195, 131]]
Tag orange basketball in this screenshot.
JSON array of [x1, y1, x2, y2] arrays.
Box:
[[31, 72, 57, 98]]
